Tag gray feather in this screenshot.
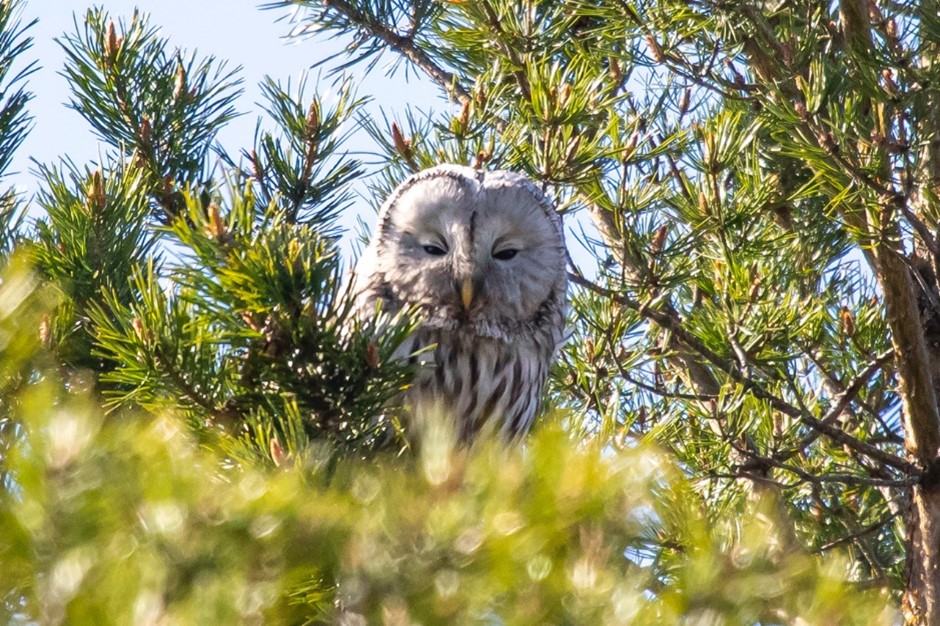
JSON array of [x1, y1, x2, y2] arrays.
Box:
[[352, 164, 568, 440]]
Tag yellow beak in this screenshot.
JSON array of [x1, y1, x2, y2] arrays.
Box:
[[461, 278, 474, 310]]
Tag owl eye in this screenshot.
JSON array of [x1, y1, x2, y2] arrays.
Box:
[[493, 248, 518, 261], [422, 244, 447, 256]]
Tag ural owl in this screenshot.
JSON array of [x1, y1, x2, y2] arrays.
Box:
[[352, 164, 568, 441]]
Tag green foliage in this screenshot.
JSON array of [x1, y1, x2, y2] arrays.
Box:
[[90, 187, 416, 451], [31, 163, 156, 373], [266, 0, 926, 593], [60, 8, 241, 218], [236, 75, 366, 227], [23, 8, 412, 457], [0, 0, 33, 264], [0, 282, 893, 622], [0, 256, 58, 493], [0, 0, 929, 619], [0, 0, 34, 180]]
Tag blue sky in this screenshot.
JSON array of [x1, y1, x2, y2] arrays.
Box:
[[11, 1, 444, 228], [11, 2, 596, 270]]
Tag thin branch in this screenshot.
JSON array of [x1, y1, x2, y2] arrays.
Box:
[[318, 0, 471, 104], [801, 348, 901, 442], [900, 201, 939, 254], [729, 439, 912, 489], [569, 271, 918, 475], [618, 369, 718, 402], [156, 345, 233, 425], [816, 513, 898, 553], [791, 349, 896, 453], [477, 0, 531, 100]]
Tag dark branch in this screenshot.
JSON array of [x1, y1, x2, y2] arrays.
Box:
[[569, 271, 918, 475]]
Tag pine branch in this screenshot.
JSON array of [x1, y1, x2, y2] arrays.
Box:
[[476, 0, 530, 100], [274, 0, 470, 104], [800, 348, 902, 444], [0, 0, 36, 181], [790, 349, 896, 454], [569, 271, 917, 475], [816, 512, 900, 554], [223, 75, 365, 227], [59, 9, 242, 220]]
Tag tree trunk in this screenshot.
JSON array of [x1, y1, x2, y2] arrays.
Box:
[[874, 242, 940, 624], [905, 484, 940, 625]]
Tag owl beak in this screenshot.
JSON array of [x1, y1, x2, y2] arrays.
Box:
[[460, 278, 474, 310]]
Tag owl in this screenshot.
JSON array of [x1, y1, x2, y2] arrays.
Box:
[[351, 164, 568, 441]]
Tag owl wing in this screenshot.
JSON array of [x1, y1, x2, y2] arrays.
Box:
[[345, 241, 404, 318]]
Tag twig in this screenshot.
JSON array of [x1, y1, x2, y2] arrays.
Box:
[[319, 0, 471, 104], [791, 349, 896, 453], [801, 348, 901, 442], [899, 201, 939, 255], [478, 0, 531, 100], [816, 513, 898, 553], [729, 439, 911, 489], [618, 368, 718, 402], [569, 271, 918, 475]]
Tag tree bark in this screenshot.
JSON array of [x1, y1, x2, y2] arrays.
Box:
[[874, 242, 940, 625], [899, 13, 940, 619], [905, 485, 940, 625]]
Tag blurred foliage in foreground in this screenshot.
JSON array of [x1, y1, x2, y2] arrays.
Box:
[[0, 260, 893, 624]]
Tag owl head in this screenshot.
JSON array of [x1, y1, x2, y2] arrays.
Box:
[[361, 165, 567, 334]]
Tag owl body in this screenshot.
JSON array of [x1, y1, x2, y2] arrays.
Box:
[[352, 165, 567, 440]]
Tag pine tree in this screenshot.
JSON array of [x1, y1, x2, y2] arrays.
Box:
[[0, 0, 929, 622], [267, 0, 940, 621]]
